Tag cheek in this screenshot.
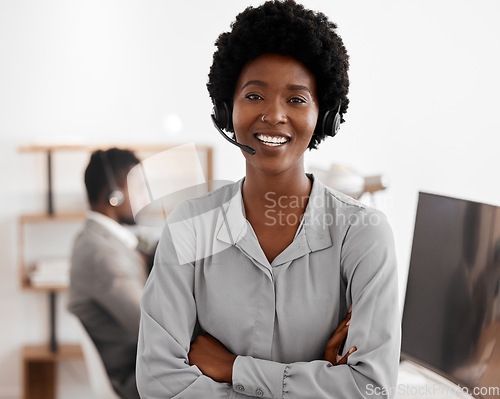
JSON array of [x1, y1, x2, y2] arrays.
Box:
[[307, 109, 320, 130], [298, 113, 319, 144], [232, 108, 242, 134], [232, 104, 252, 138]]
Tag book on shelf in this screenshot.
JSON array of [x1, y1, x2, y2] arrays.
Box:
[[29, 258, 70, 287]]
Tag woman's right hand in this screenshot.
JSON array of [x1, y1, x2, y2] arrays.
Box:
[[323, 306, 357, 365]]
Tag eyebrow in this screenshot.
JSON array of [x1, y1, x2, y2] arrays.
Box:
[[287, 84, 312, 95], [241, 80, 266, 89], [241, 80, 312, 95]]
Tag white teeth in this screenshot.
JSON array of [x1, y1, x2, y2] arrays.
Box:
[[256, 134, 288, 146]]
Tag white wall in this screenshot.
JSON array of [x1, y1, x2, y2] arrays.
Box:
[[1, 0, 499, 397]]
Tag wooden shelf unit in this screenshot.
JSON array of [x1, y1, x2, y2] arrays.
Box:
[[18, 142, 214, 398]]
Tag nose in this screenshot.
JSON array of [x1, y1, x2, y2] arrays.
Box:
[[262, 99, 287, 125]]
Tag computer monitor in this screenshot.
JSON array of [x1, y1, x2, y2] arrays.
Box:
[[401, 192, 500, 398]]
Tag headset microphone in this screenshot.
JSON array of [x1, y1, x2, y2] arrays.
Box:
[[211, 113, 256, 155]]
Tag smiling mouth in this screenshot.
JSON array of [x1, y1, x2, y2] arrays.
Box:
[[255, 134, 290, 147]]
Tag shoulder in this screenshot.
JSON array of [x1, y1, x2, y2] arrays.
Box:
[[313, 179, 386, 228], [72, 222, 104, 259], [73, 220, 112, 251], [166, 179, 240, 223], [72, 220, 129, 270], [309, 179, 394, 250], [157, 180, 241, 252]]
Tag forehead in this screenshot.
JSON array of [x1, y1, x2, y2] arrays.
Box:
[[236, 54, 317, 92]]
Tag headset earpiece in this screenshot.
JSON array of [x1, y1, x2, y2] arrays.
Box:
[[108, 190, 124, 207], [321, 101, 342, 138], [213, 102, 234, 132]]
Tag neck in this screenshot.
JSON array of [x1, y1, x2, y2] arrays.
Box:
[[242, 163, 312, 205], [91, 203, 119, 223]]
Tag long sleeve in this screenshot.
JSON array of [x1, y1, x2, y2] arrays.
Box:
[[136, 205, 233, 398], [230, 210, 401, 399], [136, 181, 401, 399]]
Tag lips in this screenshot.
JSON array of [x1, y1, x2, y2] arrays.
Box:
[[255, 133, 290, 147]]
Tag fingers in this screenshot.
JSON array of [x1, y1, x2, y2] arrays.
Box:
[[328, 311, 352, 346], [323, 306, 355, 365], [333, 306, 352, 342], [336, 346, 357, 365], [340, 306, 352, 327]]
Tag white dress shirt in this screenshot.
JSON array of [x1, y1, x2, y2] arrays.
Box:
[[137, 176, 401, 399]]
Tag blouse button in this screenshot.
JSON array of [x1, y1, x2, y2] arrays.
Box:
[[236, 384, 245, 392], [256, 388, 264, 397]]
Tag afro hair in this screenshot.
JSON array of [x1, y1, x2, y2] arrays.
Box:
[[207, 0, 349, 149]]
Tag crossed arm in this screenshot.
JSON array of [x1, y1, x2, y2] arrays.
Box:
[[188, 308, 356, 383]]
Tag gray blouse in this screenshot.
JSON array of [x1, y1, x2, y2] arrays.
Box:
[[137, 176, 401, 398]]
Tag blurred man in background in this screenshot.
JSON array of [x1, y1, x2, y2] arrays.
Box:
[[69, 148, 147, 399]]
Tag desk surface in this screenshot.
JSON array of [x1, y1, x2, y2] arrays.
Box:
[[396, 361, 475, 399]]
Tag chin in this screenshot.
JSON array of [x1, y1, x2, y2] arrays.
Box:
[[249, 157, 302, 176]]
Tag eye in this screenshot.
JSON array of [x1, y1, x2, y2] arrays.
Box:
[[289, 97, 306, 104], [245, 94, 263, 100]]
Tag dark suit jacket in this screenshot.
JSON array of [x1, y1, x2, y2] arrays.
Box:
[[68, 218, 146, 399]]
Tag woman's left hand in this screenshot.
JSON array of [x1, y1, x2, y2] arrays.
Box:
[[188, 334, 237, 383], [323, 306, 357, 365]]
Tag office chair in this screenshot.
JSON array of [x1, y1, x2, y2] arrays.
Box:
[[75, 319, 121, 399]]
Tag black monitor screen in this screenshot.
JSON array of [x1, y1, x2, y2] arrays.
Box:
[[401, 192, 500, 398]]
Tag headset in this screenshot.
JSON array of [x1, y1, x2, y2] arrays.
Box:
[[211, 100, 342, 155], [99, 151, 125, 207]]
